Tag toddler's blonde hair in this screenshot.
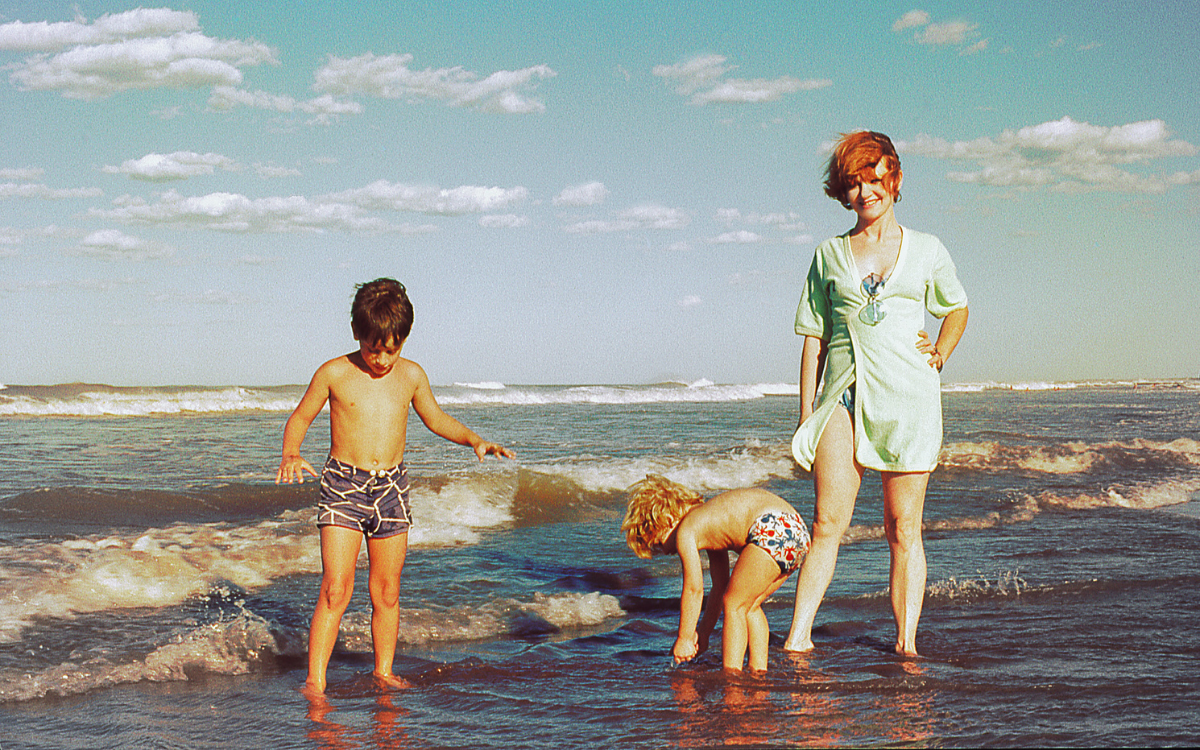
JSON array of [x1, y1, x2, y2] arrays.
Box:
[[622, 475, 704, 559]]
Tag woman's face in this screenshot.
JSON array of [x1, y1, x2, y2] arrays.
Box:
[[845, 160, 900, 222]]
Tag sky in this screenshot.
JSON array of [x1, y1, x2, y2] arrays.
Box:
[[1, 0, 1198, 387]]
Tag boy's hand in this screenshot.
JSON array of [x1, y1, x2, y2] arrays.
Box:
[[673, 633, 699, 664], [473, 440, 515, 461], [277, 455, 318, 484]]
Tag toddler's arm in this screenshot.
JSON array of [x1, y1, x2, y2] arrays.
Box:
[[673, 531, 706, 663], [695, 550, 729, 655]]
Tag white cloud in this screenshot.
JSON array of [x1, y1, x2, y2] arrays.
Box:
[[0, 9, 199, 52], [86, 180, 526, 233], [654, 54, 830, 105], [479, 214, 529, 228], [915, 21, 979, 46], [553, 181, 609, 206], [692, 76, 831, 104], [892, 10, 931, 32], [325, 181, 528, 215], [564, 204, 689, 233], [150, 288, 249, 306], [894, 11, 983, 52], [5, 23, 277, 99], [254, 163, 302, 179], [710, 230, 762, 244], [0, 167, 45, 180], [0, 227, 19, 256], [313, 53, 556, 114], [961, 38, 989, 56], [0, 182, 103, 199], [678, 295, 702, 308], [901, 117, 1200, 193], [207, 86, 362, 123], [90, 189, 439, 234], [71, 229, 173, 261], [103, 151, 237, 181]]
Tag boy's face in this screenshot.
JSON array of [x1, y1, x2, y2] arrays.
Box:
[[648, 521, 681, 555], [356, 335, 403, 377]]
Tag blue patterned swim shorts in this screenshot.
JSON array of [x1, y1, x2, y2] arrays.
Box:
[[317, 456, 412, 539], [746, 511, 811, 576]]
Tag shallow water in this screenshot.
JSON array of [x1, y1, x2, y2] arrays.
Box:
[[1, 381, 1198, 747]]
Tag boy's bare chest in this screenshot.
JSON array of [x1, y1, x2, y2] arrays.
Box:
[[330, 375, 413, 415]]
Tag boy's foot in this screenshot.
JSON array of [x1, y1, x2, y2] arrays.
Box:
[[299, 681, 328, 699], [372, 672, 412, 690]]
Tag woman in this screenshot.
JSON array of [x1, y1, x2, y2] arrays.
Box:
[[785, 131, 968, 656]]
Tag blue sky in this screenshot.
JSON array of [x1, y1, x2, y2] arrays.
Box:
[[1, 1, 1197, 386]]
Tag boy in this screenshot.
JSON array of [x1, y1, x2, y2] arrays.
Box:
[[622, 475, 809, 672], [276, 278, 513, 695]]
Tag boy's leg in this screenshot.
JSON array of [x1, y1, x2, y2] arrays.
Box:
[[882, 471, 929, 656], [722, 544, 788, 672], [784, 406, 863, 651], [307, 525, 364, 694], [366, 531, 409, 687]]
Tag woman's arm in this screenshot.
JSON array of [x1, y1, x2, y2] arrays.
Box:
[[926, 306, 969, 371], [799, 335, 827, 423]]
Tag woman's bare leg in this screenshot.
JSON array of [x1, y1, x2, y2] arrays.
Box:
[[882, 471, 929, 656], [784, 406, 863, 651]]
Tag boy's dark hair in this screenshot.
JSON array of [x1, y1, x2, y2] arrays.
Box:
[[351, 278, 413, 345]]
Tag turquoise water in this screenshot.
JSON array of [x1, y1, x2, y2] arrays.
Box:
[[1, 381, 1198, 747]]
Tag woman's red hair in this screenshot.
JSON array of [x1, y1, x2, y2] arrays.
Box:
[[824, 131, 902, 208]]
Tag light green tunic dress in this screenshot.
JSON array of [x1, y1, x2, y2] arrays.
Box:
[[792, 227, 967, 472]]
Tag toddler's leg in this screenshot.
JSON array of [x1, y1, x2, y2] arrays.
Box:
[[366, 531, 410, 687], [307, 525, 364, 694], [723, 545, 788, 672]]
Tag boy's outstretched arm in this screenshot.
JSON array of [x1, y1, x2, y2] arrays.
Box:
[[276, 368, 330, 484], [695, 550, 729, 655], [673, 531, 706, 664], [409, 362, 514, 460]]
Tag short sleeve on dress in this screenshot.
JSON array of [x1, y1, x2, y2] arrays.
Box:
[[925, 238, 968, 318], [795, 250, 832, 339]]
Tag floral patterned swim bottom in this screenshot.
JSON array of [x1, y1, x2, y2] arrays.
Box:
[[746, 511, 811, 576]]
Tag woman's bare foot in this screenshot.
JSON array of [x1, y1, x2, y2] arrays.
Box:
[[783, 638, 814, 653]]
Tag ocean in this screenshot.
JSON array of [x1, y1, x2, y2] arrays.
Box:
[[1, 379, 1198, 748]]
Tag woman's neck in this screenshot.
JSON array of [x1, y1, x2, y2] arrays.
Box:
[[851, 209, 900, 242]]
